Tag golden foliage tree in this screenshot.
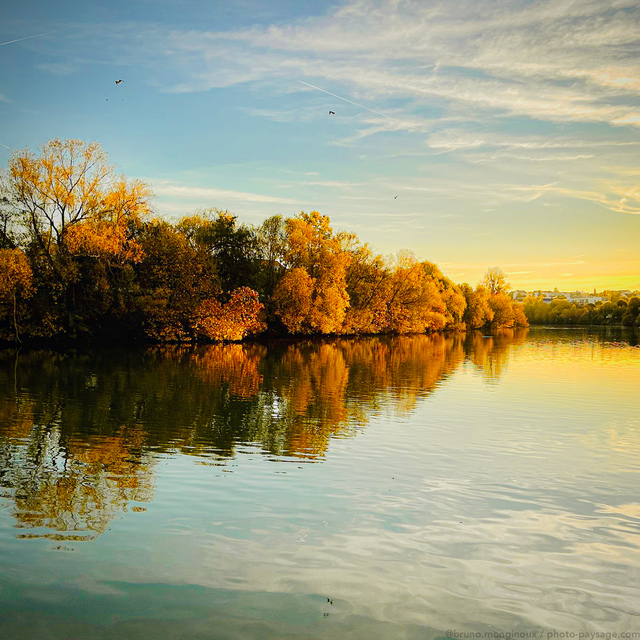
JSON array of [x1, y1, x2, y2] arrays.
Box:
[[272, 267, 314, 333], [511, 301, 529, 327], [6, 139, 150, 268], [274, 211, 351, 334], [0, 143, 537, 343], [343, 242, 390, 334], [422, 260, 466, 328], [488, 292, 515, 328], [462, 283, 495, 329], [384, 251, 447, 333], [0, 248, 34, 342], [481, 266, 510, 295], [3, 139, 151, 336]]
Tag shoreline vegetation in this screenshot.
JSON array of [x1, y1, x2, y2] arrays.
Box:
[[0, 139, 637, 347]]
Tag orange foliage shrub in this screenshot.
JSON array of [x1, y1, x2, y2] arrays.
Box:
[[195, 287, 266, 341]]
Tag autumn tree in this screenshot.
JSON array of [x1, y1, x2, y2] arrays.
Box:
[[461, 283, 495, 329], [1, 139, 151, 337], [465, 268, 528, 330], [194, 287, 266, 342], [511, 301, 529, 327], [273, 211, 351, 334], [488, 292, 515, 328], [422, 261, 466, 329], [383, 251, 447, 333], [272, 267, 314, 333], [0, 248, 33, 342], [0, 141, 542, 342], [343, 241, 390, 334], [481, 266, 510, 295], [6, 139, 150, 266]]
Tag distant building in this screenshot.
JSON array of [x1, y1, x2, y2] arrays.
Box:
[[569, 296, 606, 305], [513, 288, 633, 305], [536, 291, 607, 305]]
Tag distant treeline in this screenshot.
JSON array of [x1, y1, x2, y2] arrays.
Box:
[[1, 139, 530, 344], [524, 296, 640, 327]]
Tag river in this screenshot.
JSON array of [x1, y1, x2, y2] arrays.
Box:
[[1, 327, 639, 639]]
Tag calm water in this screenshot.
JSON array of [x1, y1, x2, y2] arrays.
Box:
[[1, 328, 639, 639]]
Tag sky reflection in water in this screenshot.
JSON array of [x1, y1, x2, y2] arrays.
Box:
[[0, 328, 639, 639]]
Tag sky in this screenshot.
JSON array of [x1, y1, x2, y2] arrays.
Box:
[[1, 0, 639, 291]]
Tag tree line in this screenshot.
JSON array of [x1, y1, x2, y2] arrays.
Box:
[[0, 139, 527, 344], [523, 296, 640, 327]]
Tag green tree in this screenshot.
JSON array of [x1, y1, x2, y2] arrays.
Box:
[[134, 219, 217, 342], [178, 209, 259, 295], [255, 214, 288, 308]]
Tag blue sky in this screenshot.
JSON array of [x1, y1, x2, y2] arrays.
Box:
[[1, 0, 639, 290]]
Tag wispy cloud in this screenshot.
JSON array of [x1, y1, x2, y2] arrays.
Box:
[[151, 181, 302, 205], [37, 62, 77, 76], [37, 2, 640, 137], [291, 180, 363, 188], [426, 130, 640, 153], [124, 0, 640, 131]]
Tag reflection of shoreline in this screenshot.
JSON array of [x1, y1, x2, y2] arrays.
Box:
[[1, 427, 156, 541], [0, 330, 525, 540], [465, 328, 529, 382]]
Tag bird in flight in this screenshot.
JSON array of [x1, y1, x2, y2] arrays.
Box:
[[328, 110, 335, 115], [394, 195, 398, 199], [115, 79, 124, 85]]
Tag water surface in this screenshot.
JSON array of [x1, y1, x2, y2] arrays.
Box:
[[1, 328, 639, 639]]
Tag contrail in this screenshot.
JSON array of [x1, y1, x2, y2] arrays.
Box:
[[0, 142, 11, 150], [0, 30, 60, 47], [297, 80, 416, 129]]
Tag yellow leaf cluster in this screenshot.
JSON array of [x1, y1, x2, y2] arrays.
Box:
[[66, 219, 143, 263], [8, 139, 150, 262], [0, 249, 34, 300]]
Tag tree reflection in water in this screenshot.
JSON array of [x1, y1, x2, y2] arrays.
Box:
[[0, 330, 527, 540]]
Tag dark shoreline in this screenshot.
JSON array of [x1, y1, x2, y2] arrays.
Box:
[[3, 324, 638, 355]]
